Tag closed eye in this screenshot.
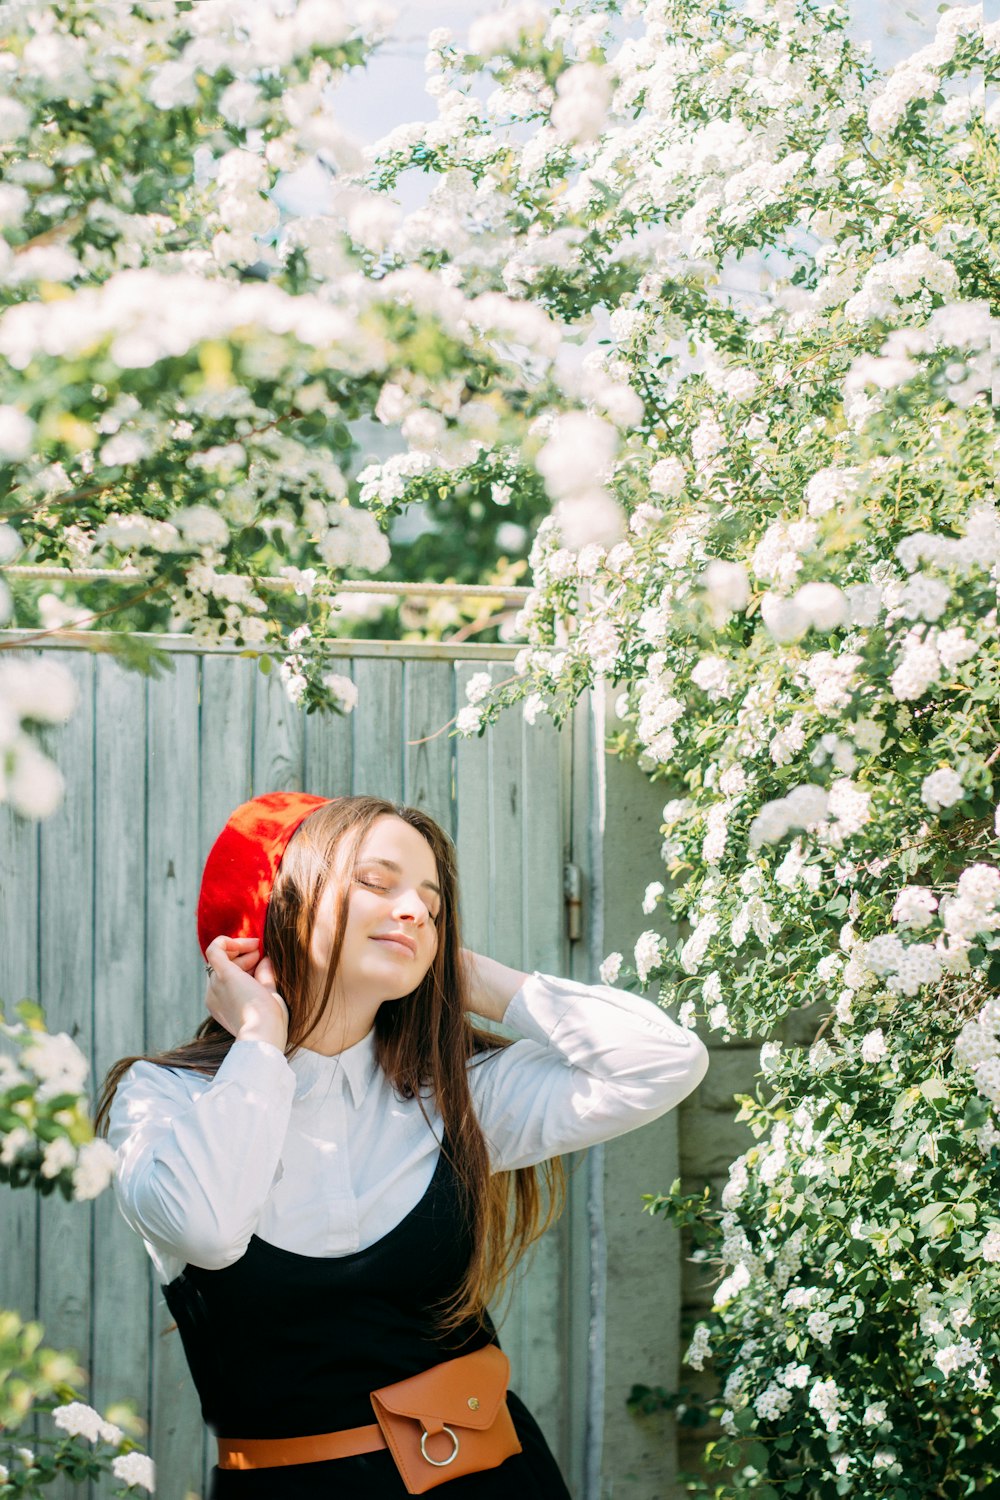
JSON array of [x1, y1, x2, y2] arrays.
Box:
[[355, 877, 439, 924]]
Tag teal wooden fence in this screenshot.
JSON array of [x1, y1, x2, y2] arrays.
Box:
[[0, 635, 594, 1500]]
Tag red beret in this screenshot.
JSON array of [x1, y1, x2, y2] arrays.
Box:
[[197, 791, 332, 958]]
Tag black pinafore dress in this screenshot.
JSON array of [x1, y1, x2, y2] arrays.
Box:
[[161, 1138, 571, 1498]]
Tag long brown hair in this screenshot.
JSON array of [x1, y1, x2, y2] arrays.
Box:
[[94, 795, 566, 1333]]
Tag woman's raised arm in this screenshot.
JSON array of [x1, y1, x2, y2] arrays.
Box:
[[464, 965, 710, 1172], [107, 1039, 295, 1273]]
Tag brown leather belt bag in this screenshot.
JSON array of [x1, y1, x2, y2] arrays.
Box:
[[217, 1344, 522, 1493]]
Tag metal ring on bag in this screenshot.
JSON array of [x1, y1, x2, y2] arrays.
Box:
[[420, 1425, 459, 1467]]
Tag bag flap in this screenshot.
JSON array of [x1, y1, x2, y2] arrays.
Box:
[[372, 1345, 510, 1432]]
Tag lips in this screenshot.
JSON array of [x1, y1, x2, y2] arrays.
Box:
[[371, 933, 417, 957]]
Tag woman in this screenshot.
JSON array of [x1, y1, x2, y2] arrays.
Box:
[[98, 792, 709, 1497]]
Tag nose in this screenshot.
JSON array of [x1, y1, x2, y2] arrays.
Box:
[[393, 890, 430, 924]]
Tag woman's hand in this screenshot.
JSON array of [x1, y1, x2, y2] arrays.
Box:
[[205, 935, 289, 1050], [459, 947, 530, 1024]]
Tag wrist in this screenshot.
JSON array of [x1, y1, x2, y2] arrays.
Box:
[[463, 951, 530, 1024], [236, 1019, 287, 1050]]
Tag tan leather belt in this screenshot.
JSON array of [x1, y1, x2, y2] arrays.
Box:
[[217, 1421, 387, 1470]]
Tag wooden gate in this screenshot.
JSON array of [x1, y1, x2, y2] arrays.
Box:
[[0, 634, 597, 1500]]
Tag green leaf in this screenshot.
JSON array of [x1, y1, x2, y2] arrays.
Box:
[[745, 1440, 771, 1470], [963, 1095, 991, 1130]]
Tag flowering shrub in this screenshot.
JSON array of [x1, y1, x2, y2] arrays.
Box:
[[0, 1007, 151, 1495], [0, 1001, 116, 1200], [0, 0, 597, 813], [360, 0, 999, 1492]]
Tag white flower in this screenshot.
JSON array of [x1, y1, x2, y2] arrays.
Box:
[[702, 560, 749, 614], [793, 581, 848, 632], [41, 1135, 77, 1179], [805, 466, 861, 517], [804, 652, 860, 713], [599, 951, 623, 985], [808, 1376, 842, 1431], [522, 692, 546, 725], [72, 1138, 116, 1201], [980, 1228, 1000, 1263], [455, 704, 482, 736], [322, 674, 358, 713], [861, 1028, 888, 1064], [536, 412, 618, 500], [708, 1002, 730, 1032], [760, 591, 808, 644], [0, 659, 79, 724], [634, 929, 664, 983], [679, 914, 718, 974], [0, 405, 36, 459], [713, 1260, 752, 1308], [551, 61, 612, 143], [891, 636, 940, 700], [899, 573, 950, 622], [872, 1447, 899, 1471], [685, 1323, 713, 1370], [892, 887, 938, 929], [936, 628, 977, 672], [642, 881, 664, 915], [807, 1309, 834, 1346], [52, 1401, 122, 1445], [691, 655, 734, 700], [851, 716, 884, 753], [0, 1125, 32, 1165], [921, 768, 964, 813], [21, 1030, 89, 1099], [649, 455, 686, 498], [111, 1452, 156, 1491], [464, 672, 493, 705], [769, 715, 806, 767], [760, 1040, 781, 1073], [749, 784, 829, 847]]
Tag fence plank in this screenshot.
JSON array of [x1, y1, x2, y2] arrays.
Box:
[[303, 670, 354, 800], [196, 651, 255, 1496], [0, 648, 41, 1461], [34, 651, 94, 1500], [402, 659, 455, 839], [350, 657, 403, 804], [510, 706, 569, 1447], [144, 653, 208, 1500], [199, 653, 255, 863], [89, 657, 151, 1500], [251, 662, 304, 795], [451, 666, 568, 1460], [453, 663, 493, 957]]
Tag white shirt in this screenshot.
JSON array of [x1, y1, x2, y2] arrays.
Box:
[[108, 970, 709, 1286]]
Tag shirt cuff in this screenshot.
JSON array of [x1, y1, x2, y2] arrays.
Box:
[[214, 1035, 295, 1096]]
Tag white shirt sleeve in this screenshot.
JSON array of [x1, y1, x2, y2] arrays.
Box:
[[107, 1037, 296, 1272], [467, 970, 710, 1172]]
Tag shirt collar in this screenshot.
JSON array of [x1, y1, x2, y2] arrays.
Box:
[[288, 1025, 379, 1109]]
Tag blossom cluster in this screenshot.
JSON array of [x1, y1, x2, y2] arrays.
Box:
[[0, 0, 608, 808], [0, 1003, 116, 1202]]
